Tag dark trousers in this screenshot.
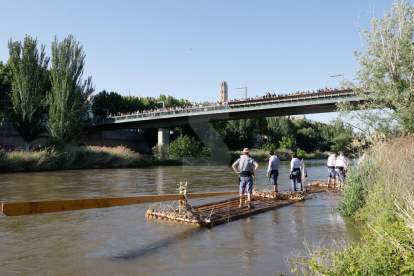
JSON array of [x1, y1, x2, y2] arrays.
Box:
[[291, 171, 303, 191], [270, 170, 279, 185]]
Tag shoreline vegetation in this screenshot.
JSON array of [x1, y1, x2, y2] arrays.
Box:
[[0, 145, 330, 173], [289, 135, 414, 275]]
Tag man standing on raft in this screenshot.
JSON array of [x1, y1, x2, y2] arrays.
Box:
[[267, 150, 280, 193], [327, 151, 337, 188], [232, 148, 259, 209]]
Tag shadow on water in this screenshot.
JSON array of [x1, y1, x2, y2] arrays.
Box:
[[109, 227, 206, 261]]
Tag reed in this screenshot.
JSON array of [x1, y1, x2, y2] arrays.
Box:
[[0, 146, 153, 173]]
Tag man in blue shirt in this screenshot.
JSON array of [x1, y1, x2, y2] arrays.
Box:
[[232, 148, 259, 209]]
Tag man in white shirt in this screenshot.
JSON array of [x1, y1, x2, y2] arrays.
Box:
[[267, 150, 280, 193], [335, 151, 347, 189], [358, 153, 366, 168], [290, 152, 304, 192], [327, 151, 337, 188]]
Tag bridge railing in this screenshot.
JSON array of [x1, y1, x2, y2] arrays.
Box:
[[228, 90, 355, 107], [93, 90, 359, 125], [96, 105, 231, 124]]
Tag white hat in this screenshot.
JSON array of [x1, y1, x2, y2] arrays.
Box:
[[243, 148, 249, 153]]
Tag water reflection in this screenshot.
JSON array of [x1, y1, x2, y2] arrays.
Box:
[[110, 227, 204, 261]]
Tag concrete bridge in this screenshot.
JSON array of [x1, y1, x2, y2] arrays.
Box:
[[84, 90, 359, 145]]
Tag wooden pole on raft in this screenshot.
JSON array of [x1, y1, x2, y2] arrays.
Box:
[[1, 190, 238, 216]]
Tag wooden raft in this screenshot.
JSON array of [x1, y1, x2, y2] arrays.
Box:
[[146, 185, 336, 228]]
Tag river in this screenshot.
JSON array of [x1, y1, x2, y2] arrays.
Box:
[[0, 160, 359, 275]]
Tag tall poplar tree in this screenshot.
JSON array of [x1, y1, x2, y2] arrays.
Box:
[[8, 36, 50, 151], [48, 35, 94, 143]]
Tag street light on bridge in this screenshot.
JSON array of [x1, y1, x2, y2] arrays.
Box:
[[236, 86, 247, 99], [157, 101, 165, 109], [330, 74, 344, 83]]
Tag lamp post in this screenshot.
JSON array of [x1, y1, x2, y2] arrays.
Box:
[[330, 74, 344, 83], [236, 86, 247, 99]]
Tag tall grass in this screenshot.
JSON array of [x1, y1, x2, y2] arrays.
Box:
[[289, 135, 414, 275], [0, 146, 153, 173]]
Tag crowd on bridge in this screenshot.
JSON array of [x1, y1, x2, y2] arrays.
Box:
[[228, 86, 353, 103], [104, 101, 229, 119], [103, 86, 353, 120]]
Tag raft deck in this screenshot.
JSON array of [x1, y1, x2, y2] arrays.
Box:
[[146, 184, 338, 228]]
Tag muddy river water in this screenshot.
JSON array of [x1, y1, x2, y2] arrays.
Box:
[[0, 160, 359, 275]]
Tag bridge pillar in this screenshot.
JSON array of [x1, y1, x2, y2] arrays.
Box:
[[158, 128, 169, 146]]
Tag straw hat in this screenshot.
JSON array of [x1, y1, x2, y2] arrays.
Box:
[[243, 148, 250, 153]]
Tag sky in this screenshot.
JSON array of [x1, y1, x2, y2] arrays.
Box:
[[0, 0, 395, 123]]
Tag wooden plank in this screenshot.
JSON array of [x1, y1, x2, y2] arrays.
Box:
[[1, 191, 238, 216]]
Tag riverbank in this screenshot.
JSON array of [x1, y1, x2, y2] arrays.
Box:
[[0, 146, 182, 173], [290, 135, 414, 275], [0, 146, 330, 173]]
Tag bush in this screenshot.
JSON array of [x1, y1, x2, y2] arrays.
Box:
[[45, 137, 66, 151], [337, 166, 370, 217], [260, 142, 277, 151], [297, 148, 306, 158], [279, 136, 295, 151], [163, 135, 211, 161]]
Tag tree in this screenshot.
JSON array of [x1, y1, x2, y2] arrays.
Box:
[[254, 117, 268, 144], [92, 90, 123, 117], [331, 133, 353, 154], [8, 36, 50, 151], [295, 127, 318, 153], [48, 35, 94, 143], [220, 119, 257, 151], [339, 0, 414, 134], [267, 116, 294, 146], [0, 60, 12, 117]]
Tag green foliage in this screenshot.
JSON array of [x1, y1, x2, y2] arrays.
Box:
[[291, 135, 414, 275], [90, 91, 186, 118], [266, 116, 294, 145], [48, 35, 94, 143], [219, 119, 257, 151], [0, 146, 153, 173], [0, 60, 12, 115], [255, 117, 268, 136], [337, 166, 370, 217], [260, 142, 277, 151], [279, 136, 295, 151], [296, 148, 306, 158], [162, 135, 210, 161], [338, 0, 414, 134], [330, 133, 353, 153], [45, 137, 66, 151], [295, 127, 318, 153], [314, 119, 354, 151], [8, 35, 50, 150], [92, 90, 124, 117]]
